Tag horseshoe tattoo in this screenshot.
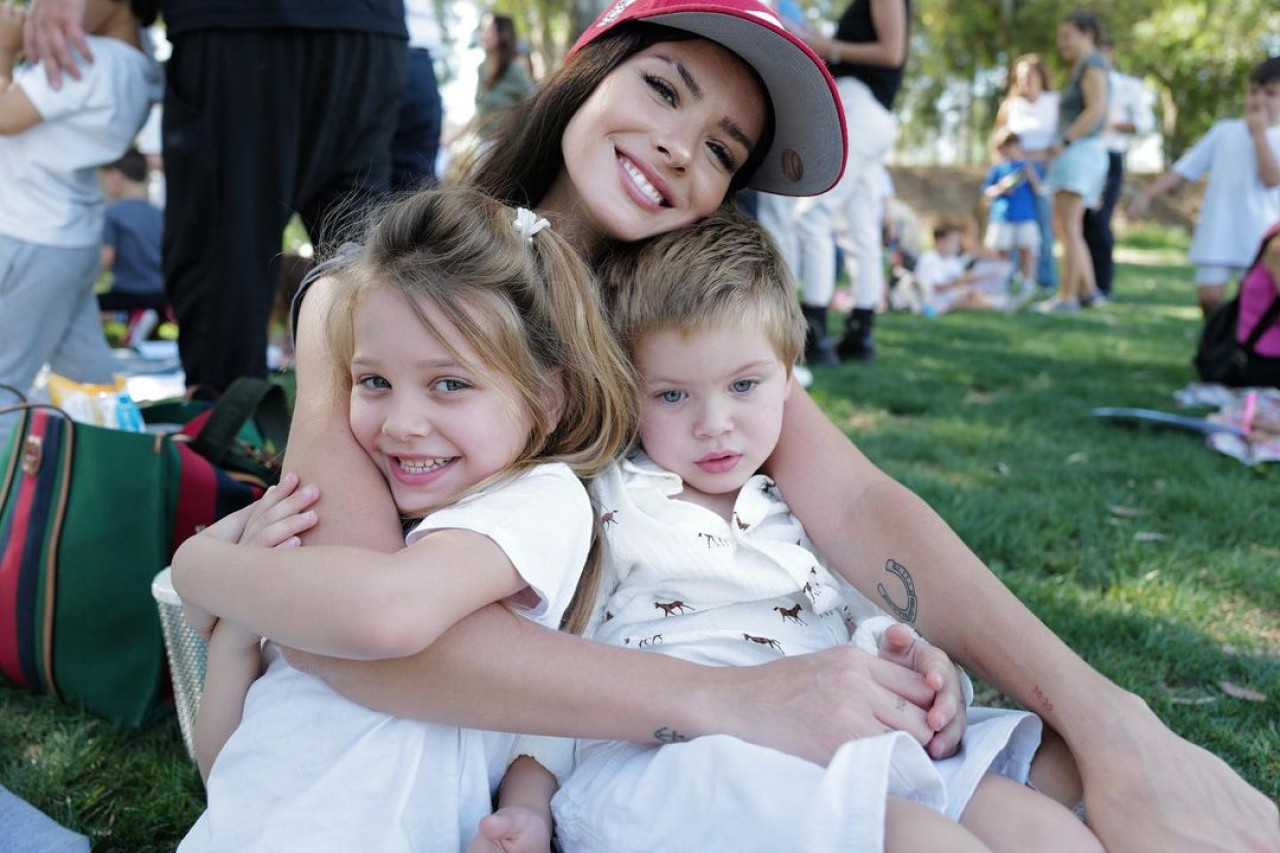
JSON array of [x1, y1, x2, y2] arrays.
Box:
[[877, 558, 918, 624]]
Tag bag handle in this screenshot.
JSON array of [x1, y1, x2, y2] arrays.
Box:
[[0, 384, 27, 404], [189, 378, 290, 470]]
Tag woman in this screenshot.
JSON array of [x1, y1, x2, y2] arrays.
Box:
[[794, 0, 911, 363], [1035, 11, 1111, 313], [472, 14, 532, 140], [994, 53, 1060, 293], [23, 0, 1278, 849]]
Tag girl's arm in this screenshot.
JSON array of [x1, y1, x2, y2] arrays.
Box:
[[192, 620, 262, 782], [173, 530, 526, 660], [807, 0, 906, 68], [769, 388, 1278, 852], [468, 757, 557, 853]]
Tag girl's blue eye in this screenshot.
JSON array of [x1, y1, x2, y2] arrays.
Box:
[[730, 379, 757, 394], [358, 375, 391, 391], [658, 389, 686, 404], [432, 378, 469, 393]]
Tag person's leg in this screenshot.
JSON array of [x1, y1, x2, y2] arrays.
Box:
[[0, 238, 103, 395], [554, 733, 944, 853], [48, 272, 118, 385], [1055, 191, 1092, 303], [0, 784, 90, 853], [1195, 266, 1233, 318], [960, 774, 1103, 853], [163, 30, 305, 392], [1084, 151, 1123, 297], [1027, 726, 1084, 809], [295, 33, 407, 254], [885, 796, 992, 853], [1035, 191, 1059, 291], [389, 46, 442, 192]]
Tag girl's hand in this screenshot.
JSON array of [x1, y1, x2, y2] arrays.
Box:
[[467, 806, 553, 853], [240, 472, 320, 549], [877, 623, 968, 758]]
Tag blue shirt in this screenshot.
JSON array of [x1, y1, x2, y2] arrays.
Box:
[[102, 198, 163, 294], [982, 161, 1039, 224]]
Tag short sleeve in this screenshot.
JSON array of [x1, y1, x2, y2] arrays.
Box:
[[914, 252, 945, 288], [102, 206, 121, 247], [1172, 122, 1224, 182], [510, 735, 577, 784], [406, 464, 592, 629], [14, 56, 97, 121], [981, 166, 1000, 191]]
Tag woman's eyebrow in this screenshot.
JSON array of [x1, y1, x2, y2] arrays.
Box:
[[653, 54, 756, 153]]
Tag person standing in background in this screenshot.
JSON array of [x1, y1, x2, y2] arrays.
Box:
[[1083, 31, 1154, 302], [25, 0, 409, 394], [795, 0, 910, 363], [97, 147, 166, 343], [392, 0, 444, 191], [473, 14, 532, 141], [993, 54, 1059, 295]]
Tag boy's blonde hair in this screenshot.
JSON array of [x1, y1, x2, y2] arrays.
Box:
[[327, 187, 637, 633], [598, 208, 805, 367]]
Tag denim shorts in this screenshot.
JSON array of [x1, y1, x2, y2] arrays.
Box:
[[1045, 136, 1108, 208]]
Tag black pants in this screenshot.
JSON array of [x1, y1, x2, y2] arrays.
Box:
[[390, 47, 443, 191], [1083, 150, 1125, 297], [163, 29, 408, 391]]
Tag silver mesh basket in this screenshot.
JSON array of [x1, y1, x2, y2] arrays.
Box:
[[151, 567, 207, 760]]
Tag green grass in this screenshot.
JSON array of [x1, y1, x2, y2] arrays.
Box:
[[2, 249, 1277, 848]]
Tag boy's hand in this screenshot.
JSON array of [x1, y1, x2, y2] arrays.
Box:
[[240, 472, 320, 549], [1245, 99, 1269, 136], [0, 4, 27, 58], [21, 0, 90, 89], [467, 806, 553, 853], [877, 623, 968, 758], [1126, 195, 1150, 220]]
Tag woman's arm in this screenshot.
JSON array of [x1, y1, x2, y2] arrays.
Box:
[[769, 389, 1279, 852], [808, 0, 906, 68]]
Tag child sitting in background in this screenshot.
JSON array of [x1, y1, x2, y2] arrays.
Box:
[[982, 129, 1042, 292], [1129, 56, 1280, 318], [98, 146, 165, 343], [0, 0, 161, 402], [903, 223, 1009, 316], [478, 210, 1099, 853]]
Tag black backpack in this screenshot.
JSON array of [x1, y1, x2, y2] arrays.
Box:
[[1194, 293, 1280, 387]]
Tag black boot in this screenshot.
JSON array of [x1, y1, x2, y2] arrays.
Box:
[[801, 304, 840, 367], [837, 307, 876, 362]]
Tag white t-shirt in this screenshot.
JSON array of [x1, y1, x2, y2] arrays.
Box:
[[1101, 69, 1156, 153], [0, 35, 162, 248], [1002, 92, 1060, 153], [179, 463, 591, 853], [913, 249, 967, 291], [1174, 118, 1280, 267]]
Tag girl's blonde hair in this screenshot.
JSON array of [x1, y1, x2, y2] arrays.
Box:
[[328, 187, 637, 634]]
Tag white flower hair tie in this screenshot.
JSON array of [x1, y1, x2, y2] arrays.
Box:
[[512, 207, 551, 243]]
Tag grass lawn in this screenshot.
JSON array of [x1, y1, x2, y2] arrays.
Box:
[[2, 237, 1277, 850]]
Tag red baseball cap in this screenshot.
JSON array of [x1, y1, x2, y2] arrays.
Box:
[[569, 0, 846, 196]]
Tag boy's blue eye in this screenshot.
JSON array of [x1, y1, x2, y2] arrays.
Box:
[[730, 379, 757, 394], [358, 375, 391, 391], [658, 389, 686, 404]]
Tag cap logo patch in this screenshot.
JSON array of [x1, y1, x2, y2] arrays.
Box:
[[600, 0, 641, 27], [781, 148, 804, 183]]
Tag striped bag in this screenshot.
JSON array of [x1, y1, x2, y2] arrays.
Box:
[[0, 380, 286, 726]]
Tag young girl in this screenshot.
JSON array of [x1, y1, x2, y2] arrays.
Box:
[[170, 187, 635, 851]]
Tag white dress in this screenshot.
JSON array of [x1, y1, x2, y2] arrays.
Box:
[[179, 463, 590, 853], [551, 456, 1041, 853], [1174, 119, 1280, 268]]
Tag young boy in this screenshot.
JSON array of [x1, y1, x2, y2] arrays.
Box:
[[910, 223, 1009, 316], [98, 146, 165, 342], [982, 129, 1042, 290], [473, 211, 1100, 853], [0, 0, 161, 405], [1129, 56, 1280, 317]]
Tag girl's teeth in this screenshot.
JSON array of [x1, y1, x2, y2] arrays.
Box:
[[399, 458, 452, 474], [622, 158, 664, 205]]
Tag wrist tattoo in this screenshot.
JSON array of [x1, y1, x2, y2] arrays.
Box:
[[877, 559, 919, 624], [653, 726, 688, 744], [1032, 685, 1055, 714]]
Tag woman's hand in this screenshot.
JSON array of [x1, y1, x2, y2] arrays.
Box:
[[1077, 693, 1279, 852], [877, 623, 967, 758]]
